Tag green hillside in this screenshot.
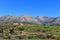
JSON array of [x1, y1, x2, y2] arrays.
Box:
[[0, 24, 60, 40]]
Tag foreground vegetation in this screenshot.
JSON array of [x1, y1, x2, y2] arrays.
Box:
[[0, 23, 60, 40]]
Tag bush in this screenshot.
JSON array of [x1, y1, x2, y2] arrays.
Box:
[[36, 33, 47, 39]]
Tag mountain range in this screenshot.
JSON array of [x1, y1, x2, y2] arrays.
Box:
[[0, 14, 60, 25]]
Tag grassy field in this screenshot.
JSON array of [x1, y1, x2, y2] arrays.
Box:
[[0, 24, 60, 40]]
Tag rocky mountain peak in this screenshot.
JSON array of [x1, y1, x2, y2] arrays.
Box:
[[0, 15, 60, 25]]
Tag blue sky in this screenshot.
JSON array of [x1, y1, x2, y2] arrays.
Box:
[[0, 0, 60, 17]]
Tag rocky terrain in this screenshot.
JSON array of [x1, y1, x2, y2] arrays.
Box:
[[0, 15, 60, 25], [0, 15, 60, 40]]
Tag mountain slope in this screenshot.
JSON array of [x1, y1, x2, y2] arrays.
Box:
[[51, 17, 60, 25], [0, 15, 16, 23], [0, 15, 41, 24], [0, 15, 60, 25], [36, 16, 54, 24]]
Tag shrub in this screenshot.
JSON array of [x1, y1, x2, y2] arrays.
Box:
[[36, 33, 47, 39]]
